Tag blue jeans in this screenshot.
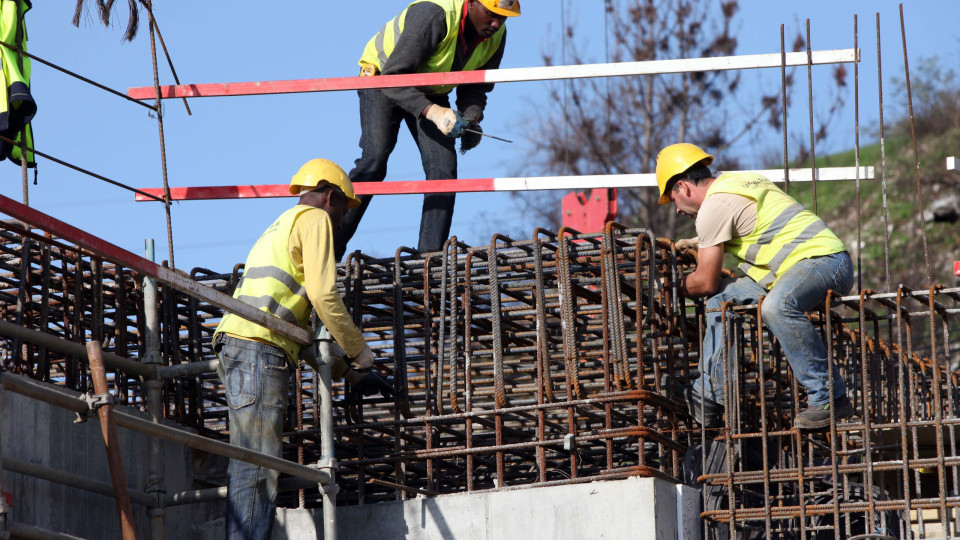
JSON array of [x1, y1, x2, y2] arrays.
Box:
[[693, 252, 854, 408], [216, 335, 290, 540], [334, 88, 458, 260]]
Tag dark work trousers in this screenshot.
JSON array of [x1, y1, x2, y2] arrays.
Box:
[[334, 88, 458, 261]]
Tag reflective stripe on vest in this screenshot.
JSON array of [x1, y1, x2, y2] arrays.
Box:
[[214, 205, 316, 362], [359, 0, 505, 95], [706, 172, 846, 289]]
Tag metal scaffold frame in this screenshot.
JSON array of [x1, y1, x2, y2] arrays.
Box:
[[1, 3, 956, 540]]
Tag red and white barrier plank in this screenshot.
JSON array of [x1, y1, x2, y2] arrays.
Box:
[[134, 167, 874, 202], [127, 50, 857, 100]]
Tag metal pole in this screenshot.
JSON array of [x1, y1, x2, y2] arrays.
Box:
[[86, 341, 137, 540], [142, 239, 165, 540], [2, 458, 154, 508], [0, 380, 8, 538], [316, 328, 339, 540], [0, 373, 331, 485]]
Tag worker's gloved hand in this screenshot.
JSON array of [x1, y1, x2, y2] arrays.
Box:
[[425, 105, 466, 138], [675, 237, 699, 250], [460, 124, 482, 154], [344, 367, 394, 398], [460, 105, 484, 125], [350, 344, 375, 369]]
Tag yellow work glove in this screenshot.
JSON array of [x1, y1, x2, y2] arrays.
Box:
[[675, 237, 699, 250], [425, 105, 466, 137]]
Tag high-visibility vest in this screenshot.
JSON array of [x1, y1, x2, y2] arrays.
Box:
[[215, 206, 315, 363], [359, 0, 505, 95], [0, 0, 35, 167], [706, 172, 847, 289]]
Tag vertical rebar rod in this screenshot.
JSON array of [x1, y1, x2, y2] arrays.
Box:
[[853, 15, 863, 294], [806, 19, 818, 213], [898, 4, 932, 285], [144, 1, 176, 270], [876, 13, 892, 292], [781, 25, 790, 194]]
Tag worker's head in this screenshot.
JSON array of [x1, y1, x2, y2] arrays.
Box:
[[469, 0, 520, 39], [290, 159, 361, 227], [655, 143, 714, 218]]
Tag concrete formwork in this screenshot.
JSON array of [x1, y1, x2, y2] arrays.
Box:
[[0, 382, 225, 539]]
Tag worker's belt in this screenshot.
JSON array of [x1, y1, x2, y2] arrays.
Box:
[[360, 63, 379, 77]]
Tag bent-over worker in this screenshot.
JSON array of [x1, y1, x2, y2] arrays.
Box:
[[657, 143, 855, 430], [334, 0, 521, 260], [213, 159, 391, 540]]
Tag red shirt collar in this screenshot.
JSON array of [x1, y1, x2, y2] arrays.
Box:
[[459, 0, 488, 53]]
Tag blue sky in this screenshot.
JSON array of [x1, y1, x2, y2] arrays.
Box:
[[4, 1, 957, 271]]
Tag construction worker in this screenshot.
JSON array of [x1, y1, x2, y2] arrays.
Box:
[[657, 143, 855, 430], [333, 0, 521, 260], [213, 159, 391, 539]]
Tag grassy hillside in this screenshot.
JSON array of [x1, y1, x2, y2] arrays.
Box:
[[787, 127, 960, 290]]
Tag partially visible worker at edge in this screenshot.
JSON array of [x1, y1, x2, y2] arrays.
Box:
[[213, 159, 392, 540], [333, 0, 521, 261], [657, 143, 855, 431]]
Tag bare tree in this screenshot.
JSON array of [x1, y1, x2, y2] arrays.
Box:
[[505, 0, 846, 240]]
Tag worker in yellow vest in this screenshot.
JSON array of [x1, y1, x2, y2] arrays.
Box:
[[657, 143, 855, 430], [333, 0, 521, 260], [214, 159, 391, 540]]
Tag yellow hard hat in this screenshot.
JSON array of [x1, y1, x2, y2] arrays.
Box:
[[655, 143, 714, 205], [479, 0, 521, 17], [289, 158, 361, 209]]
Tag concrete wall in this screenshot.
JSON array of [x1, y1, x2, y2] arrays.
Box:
[[1, 381, 701, 540], [269, 477, 699, 540], [0, 383, 225, 539]]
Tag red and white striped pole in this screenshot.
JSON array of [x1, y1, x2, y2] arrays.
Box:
[[133, 167, 874, 201]]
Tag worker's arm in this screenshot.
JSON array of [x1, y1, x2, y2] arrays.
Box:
[[380, 3, 449, 117], [291, 210, 368, 359], [681, 243, 724, 298]]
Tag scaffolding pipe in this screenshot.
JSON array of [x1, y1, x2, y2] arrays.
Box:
[[0, 320, 153, 379], [317, 328, 339, 540], [6, 521, 87, 540], [0, 382, 7, 536], [86, 341, 137, 540], [0, 373, 331, 485], [142, 239, 165, 540], [1, 457, 154, 508]]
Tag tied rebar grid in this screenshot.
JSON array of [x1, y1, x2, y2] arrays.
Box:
[[696, 287, 960, 539], [315, 227, 699, 505], [4, 220, 960, 539], [0, 222, 228, 432]]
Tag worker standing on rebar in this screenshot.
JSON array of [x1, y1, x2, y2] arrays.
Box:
[[657, 143, 855, 430], [333, 0, 521, 260], [213, 159, 391, 540]]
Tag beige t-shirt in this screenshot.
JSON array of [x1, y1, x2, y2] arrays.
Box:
[[695, 192, 758, 248]]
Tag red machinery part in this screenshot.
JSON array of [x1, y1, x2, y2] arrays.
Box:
[[561, 188, 618, 233]]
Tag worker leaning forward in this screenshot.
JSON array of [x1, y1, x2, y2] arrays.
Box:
[[657, 143, 856, 431], [213, 159, 392, 540], [333, 0, 521, 260]]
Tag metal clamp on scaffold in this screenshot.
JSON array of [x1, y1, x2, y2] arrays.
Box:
[[73, 391, 115, 423]]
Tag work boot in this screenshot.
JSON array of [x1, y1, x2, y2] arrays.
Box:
[[794, 394, 855, 430]]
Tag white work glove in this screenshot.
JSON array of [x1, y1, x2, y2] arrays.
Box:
[[425, 105, 466, 138], [675, 237, 699, 250], [351, 344, 375, 369]]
